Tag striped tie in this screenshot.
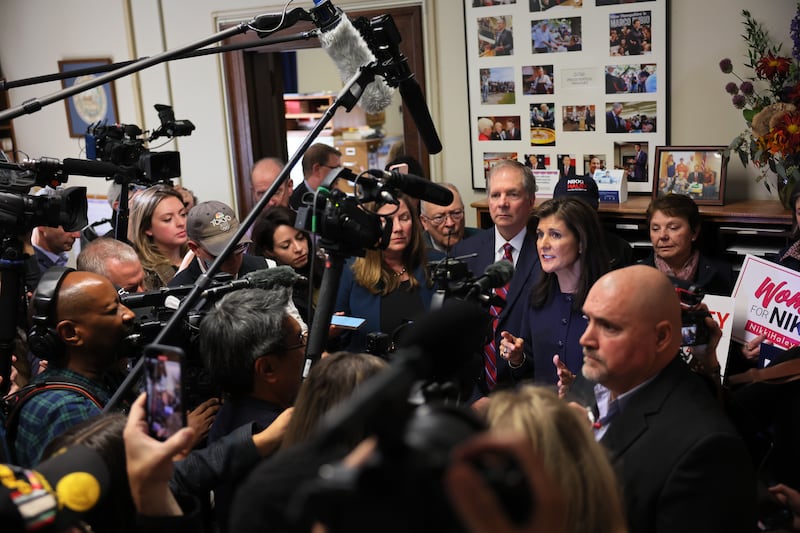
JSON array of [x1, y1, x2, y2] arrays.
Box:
[[483, 242, 514, 389]]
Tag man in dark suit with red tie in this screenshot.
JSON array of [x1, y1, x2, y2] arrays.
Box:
[[452, 160, 539, 407]]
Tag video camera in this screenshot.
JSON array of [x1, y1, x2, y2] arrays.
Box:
[[85, 103, 194, 183], [0, 151, 88, 235]]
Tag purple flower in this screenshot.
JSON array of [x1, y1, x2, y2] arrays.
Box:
[[732, 94, 746, 108], [719, 58, 733, 73], [726, 81, 739, 95], [740, 81, 755, 95]]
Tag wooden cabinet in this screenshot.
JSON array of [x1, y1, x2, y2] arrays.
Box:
[[471, 196, 794, 268], [283, 93, 370, 134]]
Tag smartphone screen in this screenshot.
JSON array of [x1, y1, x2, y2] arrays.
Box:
[[330, 315, 366, 330], [144, 344, 186, 441]]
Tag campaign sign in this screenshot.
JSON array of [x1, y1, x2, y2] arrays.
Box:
[[702, 294, 734, 378], [731, 254, 800, 350]]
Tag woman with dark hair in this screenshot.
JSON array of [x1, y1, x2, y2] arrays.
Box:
[[253, 206, 322, 324], [335, 194, 436, 353], [502, 197, 610, 385], [776, 188, 800, 271], [641, 194, 734, 295]]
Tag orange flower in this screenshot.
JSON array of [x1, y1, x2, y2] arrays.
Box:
[[755, 53, 792, 79]]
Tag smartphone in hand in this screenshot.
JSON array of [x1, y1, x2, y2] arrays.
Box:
[[144, 344, 186, 441], [330, 315, 366, 330]]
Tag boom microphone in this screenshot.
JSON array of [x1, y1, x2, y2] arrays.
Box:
[[366, 169, 454, 206], [201, 266, 306, 299], [466, 260, 514, 302], [21, 157, 120, 178], [313, 0, 395, 114]]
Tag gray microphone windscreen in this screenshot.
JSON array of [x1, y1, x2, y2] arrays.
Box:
[[318, 15, 395, 114], [245, 266, 304, 289], [485, 260, 514, 287]]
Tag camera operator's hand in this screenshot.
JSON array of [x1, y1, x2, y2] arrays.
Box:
[[552, 355, 574, 399], [124, 393, 196, 517], [446, 432, 567, 533], [742, 334, 767, 361], [185, 397, 221, 450], [768, 484, 800, 530]]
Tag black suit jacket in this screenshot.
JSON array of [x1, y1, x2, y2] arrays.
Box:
[[289, 181, 313, 210], [452, 228, 540, 397], [600, 358, 756, 533], [639, 252, 734, 296]]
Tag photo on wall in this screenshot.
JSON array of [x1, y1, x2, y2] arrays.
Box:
[[613, 141, 649, 183], [522, 64, 555, 95], [474, 0, 518, 6], [582, 154, 608, 176], [524, 153, 551, 169], [557, 153, 577, 179], [605, 101, 657, 134], [480, 67, 516, 104], [605, 64, 657, 93], [530, 17, 583, 54], [483, 152, 519, 182], [561, 104, 596, 132], [530, 102, 556, 146], [609, 10, 652, 57], [529, 0, 583, 12], [478, 115, 523, 141], [478, 16, 514, 57]]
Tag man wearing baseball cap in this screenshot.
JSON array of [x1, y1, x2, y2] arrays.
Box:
[[168, 201, 270, 287]]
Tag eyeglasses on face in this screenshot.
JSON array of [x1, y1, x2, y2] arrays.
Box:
[[423, 209, 464, 226], [284, 330, 309, 352]]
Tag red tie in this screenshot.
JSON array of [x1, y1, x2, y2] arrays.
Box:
[[483, 243, 513, 389]]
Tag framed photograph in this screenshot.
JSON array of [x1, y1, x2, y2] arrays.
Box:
[[58, 58, 119, 138], [464, 0, 668, 191], [652, 146, 728, 206]]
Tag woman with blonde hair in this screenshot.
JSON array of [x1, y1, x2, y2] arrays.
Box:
[[127, 184, 189, 289], [486, 385, 627, 533]]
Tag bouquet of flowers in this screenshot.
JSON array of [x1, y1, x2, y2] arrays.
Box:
[[719, 6, 800, 208]]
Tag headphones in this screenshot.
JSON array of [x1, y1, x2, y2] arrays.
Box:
[[28, 266, 74, 359]]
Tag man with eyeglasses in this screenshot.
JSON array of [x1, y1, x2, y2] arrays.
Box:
[[420, 183, 478, 253], [168, 200, 269, 287], [289, 143, 342, 210], [198, 286, 305, 530]]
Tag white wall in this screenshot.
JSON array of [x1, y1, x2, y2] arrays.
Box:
[[0, 0, 795, 226]]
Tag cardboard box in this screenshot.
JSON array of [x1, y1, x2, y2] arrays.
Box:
[[594, 169, 628, 203]]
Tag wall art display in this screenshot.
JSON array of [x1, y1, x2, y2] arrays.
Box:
[[58, 58, 119, 138], [464, 0, 668, 192]]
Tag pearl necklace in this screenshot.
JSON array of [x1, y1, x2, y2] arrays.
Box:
[[393, 267, 407, 277]]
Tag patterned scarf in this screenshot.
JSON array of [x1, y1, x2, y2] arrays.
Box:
[[780, 239, 800, 265], [654, 249, 700, 282]]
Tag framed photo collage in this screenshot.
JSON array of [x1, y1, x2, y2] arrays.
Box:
[[465, 0, 669, 195]]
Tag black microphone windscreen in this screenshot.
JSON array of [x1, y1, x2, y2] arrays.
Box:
[[484, 260, 514, 287], [62, 158, 119, 177], [244, 265, 303, 289]]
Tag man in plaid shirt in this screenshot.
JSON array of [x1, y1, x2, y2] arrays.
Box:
[[14, 270, 135, 467]]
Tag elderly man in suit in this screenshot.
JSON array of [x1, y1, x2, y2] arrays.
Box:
[[452, 160, 539, 406], [580, 265, 756, 533]]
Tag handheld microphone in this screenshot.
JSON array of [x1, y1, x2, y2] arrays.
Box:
[[201, 266, 306, 299], [465, 260, 514, 303], [21, 157, 120, 178], [313, 0, 395, 114], [366, 169, 454, 206]]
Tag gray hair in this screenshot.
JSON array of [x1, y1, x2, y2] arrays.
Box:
[[199, 287, 290, 395], [486, 159, 537, 198], [77, 237, 140, 277]]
